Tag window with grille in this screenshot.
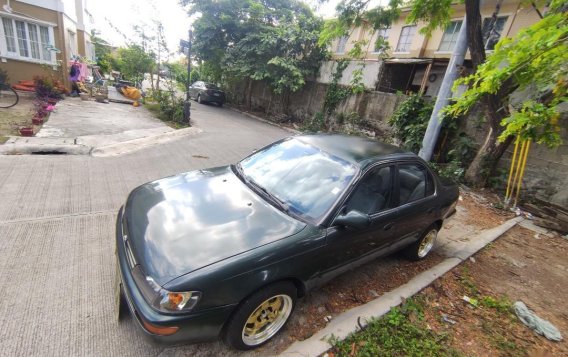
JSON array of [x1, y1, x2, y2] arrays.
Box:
[[0, 17, 55, 63], [336, 35, 348, 54], [438, 20, 462, 52], [373, 28, 390, 53], [482, 16, 508, 50], [396, 25, 416, 52]]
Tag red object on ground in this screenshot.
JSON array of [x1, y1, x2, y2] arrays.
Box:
[[18, 80, 35, 87], [19, 127, 34, 136], [32, 118, 44, 125], [12, 84, 35, 92]]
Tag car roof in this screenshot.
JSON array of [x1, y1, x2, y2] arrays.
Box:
[[296, 134, 416, 169]]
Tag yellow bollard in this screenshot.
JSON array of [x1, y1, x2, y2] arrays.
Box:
[[504, 136, 521, 203], [513, 140, 531, 207]]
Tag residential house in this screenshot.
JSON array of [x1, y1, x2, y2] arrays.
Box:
[[0, 0, 95, 89], [322, 0, 543, 96]]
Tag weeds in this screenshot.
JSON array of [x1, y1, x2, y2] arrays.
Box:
[[328, 298, 462, 357]]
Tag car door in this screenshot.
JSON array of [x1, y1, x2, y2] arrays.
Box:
[[321, 165, 398, 279], [387, 162, 438, 251]]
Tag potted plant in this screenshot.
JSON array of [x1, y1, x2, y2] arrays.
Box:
[[19, 127, 34, 136]]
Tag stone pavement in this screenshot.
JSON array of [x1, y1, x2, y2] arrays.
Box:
[[0, 102, 288, 356], [0, 97, 177, 155]]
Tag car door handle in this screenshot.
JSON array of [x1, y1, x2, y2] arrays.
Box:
[[383, 223, 394, 231]]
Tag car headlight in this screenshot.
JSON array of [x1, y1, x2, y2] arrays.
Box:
[[146, 276, 202, 313]]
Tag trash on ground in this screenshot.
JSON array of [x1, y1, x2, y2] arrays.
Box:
[[462, 295, 478, 307], [324, 315, 332, 322], [514, 301, 563, 341], [441, 313, 457, 325]]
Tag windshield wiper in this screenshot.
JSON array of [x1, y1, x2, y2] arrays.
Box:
[[234, 164, 291, 214], [248, 178, 291, 213]]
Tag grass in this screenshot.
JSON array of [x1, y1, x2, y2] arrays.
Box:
[[328, 297, 462, 357]]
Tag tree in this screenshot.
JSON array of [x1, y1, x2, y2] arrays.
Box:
[[322, 0, 562, 186], [91, 30, 115, 74], [449, 5, 567, 151], [181, 0, 327, 106], [116, 45, 155, 81]]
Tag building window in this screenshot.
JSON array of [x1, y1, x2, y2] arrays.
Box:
[[438, 20, 462, 52], [373, 28, 390, 53], [0, 17, 55, 63], [68, 30, 77, 59], [396, 25, 416, 52], [482, 16, 508, 50], [336, 35, 348, 54]]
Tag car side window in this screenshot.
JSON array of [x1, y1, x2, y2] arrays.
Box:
[[398, 163, 434, 205], [346, 166, 393, 215]]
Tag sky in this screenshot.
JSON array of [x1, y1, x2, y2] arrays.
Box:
[[87, 0, 382, 56]]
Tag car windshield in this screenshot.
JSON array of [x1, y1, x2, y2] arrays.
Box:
[[239, 138, 357, 222]]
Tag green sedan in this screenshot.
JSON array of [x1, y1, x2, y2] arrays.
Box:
[[115, 134, 459, 350]]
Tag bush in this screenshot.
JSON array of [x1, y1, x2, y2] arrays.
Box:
[[147, 90, 187, 126]]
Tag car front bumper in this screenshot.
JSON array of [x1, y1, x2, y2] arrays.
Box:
[[115, 206, 237, 344]]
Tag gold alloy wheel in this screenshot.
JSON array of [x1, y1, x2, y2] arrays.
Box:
[[418, 229, 437, 258], [242, 294, 293, 346]]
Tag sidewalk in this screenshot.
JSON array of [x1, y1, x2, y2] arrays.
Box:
[[0, 98, 196, 155]]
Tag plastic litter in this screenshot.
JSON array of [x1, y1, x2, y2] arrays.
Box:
[[462, 295, 478, 307], [514, 301, 563, 341], [441, 313, 457, 325]]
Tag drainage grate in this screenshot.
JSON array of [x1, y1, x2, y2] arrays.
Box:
[[31, 151, 68, 155]]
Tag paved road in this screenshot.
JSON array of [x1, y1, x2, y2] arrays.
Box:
[[0, 102, 288, 356]]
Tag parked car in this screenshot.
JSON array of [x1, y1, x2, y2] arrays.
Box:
[[188, 81, 225, 106], [115, 134, 459, 350]]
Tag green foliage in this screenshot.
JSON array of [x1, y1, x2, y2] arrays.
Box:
[[480, 296, 513, 314], [323, 60, 350, 115], [329, 297, 462, 357], [91, 30, 115, 74], [146, 90, 187, 127], [116, 45, 155, 81], [183, 0, 326, 95], [388, 93, 433, 153], [301, 111, 326, 132], [448, 11, 568, 148], [406, 0, 454, 36]]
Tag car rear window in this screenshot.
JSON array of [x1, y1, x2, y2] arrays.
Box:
[[205, 83, 220, 89]]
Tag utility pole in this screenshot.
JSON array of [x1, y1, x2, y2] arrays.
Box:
[[419, 16, 468, 161], [183, 30, 193, 125]]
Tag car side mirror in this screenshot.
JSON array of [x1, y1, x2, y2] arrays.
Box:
[[333, 210, 370, 230]]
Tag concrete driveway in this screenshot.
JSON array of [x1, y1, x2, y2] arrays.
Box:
[[0, 102, 288, 356], [0, 101, 495, 356]]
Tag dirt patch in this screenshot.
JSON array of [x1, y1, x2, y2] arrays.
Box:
[[0, 95, 36, 137], [459, 188, 514, 229], [419, 225, 568, 356]]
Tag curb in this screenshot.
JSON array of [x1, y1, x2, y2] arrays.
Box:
[[281, 216, 523, 357], [227, 106, 301, 135], [91, 127, 202, 157], [0, 127, 202, 156]]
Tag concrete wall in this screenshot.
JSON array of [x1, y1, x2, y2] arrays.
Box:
[[228, 80, 406, 138], [461, 103, 568, 208], [317, 60, 382, 89]]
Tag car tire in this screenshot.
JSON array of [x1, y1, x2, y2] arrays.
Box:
[[197, 94, 202, 104], [223, 281, 296, 350], [217, 102, 223, 107], [403, 224, 439, 261]]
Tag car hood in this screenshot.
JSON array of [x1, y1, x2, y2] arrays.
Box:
[[124, 166, 306, 285]]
